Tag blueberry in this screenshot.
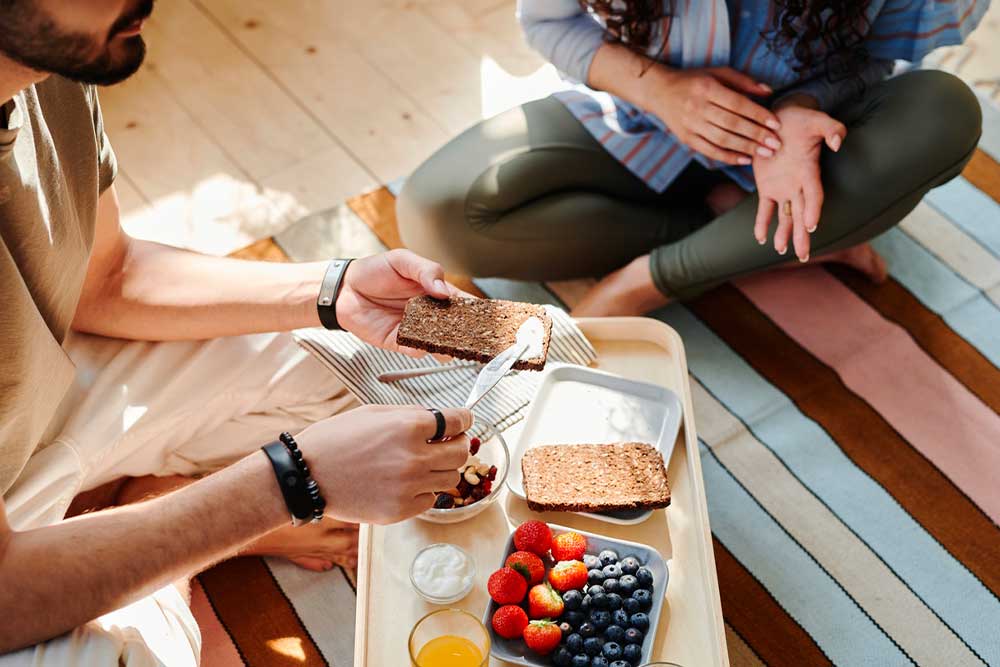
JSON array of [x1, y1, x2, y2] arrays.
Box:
[[619, 556, 641, 576], [618, 575, 638, 595], [590, 609, 612, 630], [566, 633, 585, 654], [578, 621, 597, 638], [602, 578, 620, 594], [635, 567, 653, 590], [624, 627, 643, 645], [602, 641, 623, 660], [604, 625, 626, 643], [629, 612, 650, 632], [598, 550, 619, 567], [590, 657, 610, 667], [601, 563, 622, 579], [631, 588, 652, 611], [587, 569, 606, 586], [589, 592, 609, 609], [622, 643, 642, 664], [587, 584, 606, 597], [563, 589, 584, 611], [559, 621, 574, 635], [583, 636, 603, 656], [611, 609, 629, 627], [605, 593, 623, 610], [553, 646, 574, 667], [564, 610, 586, 628], [572, 655, 591, 667], [623, 597, 641, 615], [610, 662, 631, 667], [581, 594, 592, 613], [584, 554, 602, 570]]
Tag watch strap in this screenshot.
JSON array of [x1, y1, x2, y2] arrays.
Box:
[[262, 441, 313, 525], [317, 258, 353, 330]]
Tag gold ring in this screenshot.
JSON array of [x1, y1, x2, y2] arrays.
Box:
[[782, 200, 792, 217]]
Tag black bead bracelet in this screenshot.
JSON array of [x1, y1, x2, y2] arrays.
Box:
[[262, 432, 326, 525]]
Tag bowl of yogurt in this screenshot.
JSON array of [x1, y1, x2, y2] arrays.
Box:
[[410, 543, 476, 605]]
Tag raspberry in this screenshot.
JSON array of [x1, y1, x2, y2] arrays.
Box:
[[486, 465, 498, 481], [469, 437, 481, 455]]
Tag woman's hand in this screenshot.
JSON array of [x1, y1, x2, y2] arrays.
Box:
[[753, 105, 847, 261], [335, 249, 457, 354], [643, 66, 783, 165]]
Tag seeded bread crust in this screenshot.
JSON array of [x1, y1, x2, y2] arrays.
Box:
[[395, 296, 552, 371], [521, 443, 671, 513]]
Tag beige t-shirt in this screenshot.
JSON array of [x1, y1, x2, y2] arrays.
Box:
[[0, 76, 116, 495]]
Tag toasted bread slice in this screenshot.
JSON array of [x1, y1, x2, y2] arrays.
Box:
[[395, 296, 552, 371], [521, 442, 670, 513]]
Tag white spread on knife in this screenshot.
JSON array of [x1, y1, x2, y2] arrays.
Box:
[[516, 316, 545, 359], [411, 544, 474, 600]]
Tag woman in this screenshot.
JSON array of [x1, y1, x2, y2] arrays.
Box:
[[397, 0, 986, 316]]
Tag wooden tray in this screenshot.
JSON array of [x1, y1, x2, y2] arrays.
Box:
[[354, 317, 728, 667]]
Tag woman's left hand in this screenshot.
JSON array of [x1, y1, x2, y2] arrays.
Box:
[[752, 104, 847, 261]]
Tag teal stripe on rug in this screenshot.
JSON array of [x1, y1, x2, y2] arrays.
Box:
[[976, 94, 1000, 162], [659, 304, 1000, 664]]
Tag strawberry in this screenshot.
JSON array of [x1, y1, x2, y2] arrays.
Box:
[[528, 582, 565, 619], [548, 560, 589, 593], [551, 531, 588, 562], [513, 520, 552, 557], [523, 620, 562, 655], [487, 566, 528, 605], [491, 605, 529, 639], [506, 551, 546, 585]]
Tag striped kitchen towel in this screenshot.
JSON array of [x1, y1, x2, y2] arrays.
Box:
[[293, 305, 596, 434]]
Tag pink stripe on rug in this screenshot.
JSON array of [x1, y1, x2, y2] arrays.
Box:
[[737, 267, 1000, 523], [190, 579, 246, 667]]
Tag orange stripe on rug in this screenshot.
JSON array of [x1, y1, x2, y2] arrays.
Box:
[[714, 537, 831, 667], [962, 148, 1000, 205], [190, 578, 246, 667], [347, 187, 485, 297], [198, 557, 328, 667], [689, 283, 1000, 597], [736, 267, 1000, 524]]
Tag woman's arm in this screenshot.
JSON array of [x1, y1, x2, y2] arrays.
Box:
[[517, 0, 606, 83], [773, 58, 895, 112]]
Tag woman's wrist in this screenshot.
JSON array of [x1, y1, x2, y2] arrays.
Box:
[[773, 92, 820, 111]]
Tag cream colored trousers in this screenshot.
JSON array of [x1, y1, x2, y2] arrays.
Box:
[[2, 331, 352, 667]]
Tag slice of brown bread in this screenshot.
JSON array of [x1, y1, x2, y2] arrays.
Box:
[[521, 443, 670, 513], [395, 296, 553, 371]]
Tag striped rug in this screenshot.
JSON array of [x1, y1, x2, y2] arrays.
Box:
[[200, 96, 1000, 666]]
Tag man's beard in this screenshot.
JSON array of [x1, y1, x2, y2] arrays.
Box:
[[0, 0, 153, 86]]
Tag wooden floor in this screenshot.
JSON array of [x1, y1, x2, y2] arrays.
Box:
[[101, 0, 1000, 256]]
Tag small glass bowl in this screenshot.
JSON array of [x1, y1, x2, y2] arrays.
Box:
[[409, 543, 476, 604], [417, 425, 509, 524], [408, 608, 490, 667]]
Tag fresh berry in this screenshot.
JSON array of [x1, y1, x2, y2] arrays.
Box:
[[619, 557, 641, 576], [581, 594, 591, 612], [591, 657, 610, 667], [469, 437, 481, 455], [566, 632, 584, 653], [433, 493, 454, 509], [587, 584, 606, 597], [623, 597, 641, 615], [514, 520, 553, 556], [506, 551, 546, 585], [523, 620, 562, 655], [559, 621, 574, 635], [564, 610, 586, 628], [589, 592, 609, 609], [610, 662, 631, 667], [551, 531, 588, 562], [635, 567, 653, 590], [629, 612, 650, 632], [631, 589, 652, 611], [598, 550, 619, 567], [602, 563, 622, 579], [549, 560, 589, 592], [491, 605, 529, 639], [488, 567, 528, 604], [590, 609, 612, 630], [572, 655, 591, 667], [624, 628, 643, 644], [622, 643, 642, 663], [604, 625, 626, 643], [583, 554, 601, 570], [587, 569, 606, 586], [529, 582, 565, 619], [605, 593, 623, 610], [486, 465, 498, 481], [611, 609, 629, 628], [602, 578, 620, 594], [583, 636, 603, 656], [563, 589, 584, 611], [578, 621, 597, 638], [602, 642, 624, 660], [618, 575, 638, 595], [553, 646, 574, 667]]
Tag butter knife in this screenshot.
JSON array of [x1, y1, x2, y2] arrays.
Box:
[[463, 340, 529, 409]]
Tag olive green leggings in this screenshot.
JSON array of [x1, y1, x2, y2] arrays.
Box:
[[397, 70, 982, 300]]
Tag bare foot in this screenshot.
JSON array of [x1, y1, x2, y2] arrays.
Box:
[[571, 255, 670, 317], [813, 242, 889, 283]]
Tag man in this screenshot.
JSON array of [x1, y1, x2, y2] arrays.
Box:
[[0, 1, 472, 664]]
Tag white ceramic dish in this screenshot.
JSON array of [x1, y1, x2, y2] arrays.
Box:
[[507, 365, 683, 524]]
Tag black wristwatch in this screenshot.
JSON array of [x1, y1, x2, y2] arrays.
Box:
[[317, 258, 353, 330], [263, 433, 326, 526]]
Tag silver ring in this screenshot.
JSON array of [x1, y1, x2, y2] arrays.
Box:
[[427, 408, 447, 442]]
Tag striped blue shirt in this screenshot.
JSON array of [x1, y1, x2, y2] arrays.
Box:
[[518, 0, 988, 192]]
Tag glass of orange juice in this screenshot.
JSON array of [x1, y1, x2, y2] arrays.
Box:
[[408, 609, 490, 667]]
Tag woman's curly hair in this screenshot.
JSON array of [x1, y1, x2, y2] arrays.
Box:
[[578, 0, 872, 81]]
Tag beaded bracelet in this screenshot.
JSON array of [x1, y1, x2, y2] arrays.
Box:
[[279, 432, 326, 524]]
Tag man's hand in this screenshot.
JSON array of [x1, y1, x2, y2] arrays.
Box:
[[752, 105, 847, 261], [335, 249, 458, 354], [295, 404, 473, 524]]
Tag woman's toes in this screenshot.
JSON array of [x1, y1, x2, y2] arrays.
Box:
[[288, 556, 335, 572]]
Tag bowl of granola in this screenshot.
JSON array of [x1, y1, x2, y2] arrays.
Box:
[[417, 424, 509, 524]]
